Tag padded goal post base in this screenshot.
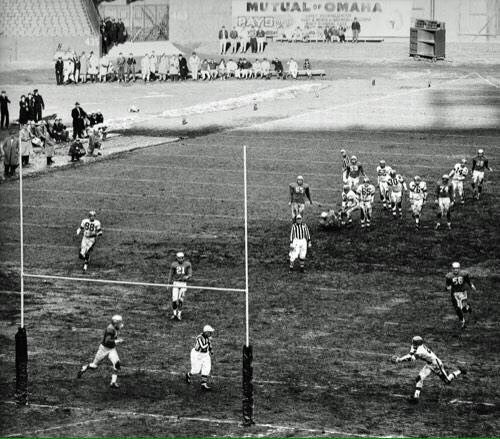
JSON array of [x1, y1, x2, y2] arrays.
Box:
[[242, 344, 255, 426], [15, 327, 28, 405]]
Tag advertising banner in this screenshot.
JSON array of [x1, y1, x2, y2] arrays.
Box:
[[232, 0, 413, 39]]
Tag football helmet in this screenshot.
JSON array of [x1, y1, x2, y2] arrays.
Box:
[[363, 177, 370, 184], [176, 252, 184, 263], [297, 175, 304, 184], [452, 262, 460, 274], [112, 315, 123, 329], [414, 176, 421, 182], [340, 149, 346, 156], [390, 170, 396, 178], [89, 210, 96, 219], [379, 160, 386, 167], [343, 184, 350, 192], [350, 155, 357, 163], [411, 336, 423, 346], [442, 174, 449, 181], [320, 211, 328, 219], [478, 149, 484, 156], [461, 158, 467, 165]]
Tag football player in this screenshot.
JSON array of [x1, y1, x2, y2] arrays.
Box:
[[391, 336, 466, 404], [376, 160, 393, 209], [448, 159, 468, 204], [446, 262, 477, 329], [319, 209, 340, 230], [356, 177, 376, 228], [289, 175, 312, 221], [340, 149, 350, 183], [76, 210, 102, 272], [168, 252, 193, 320], [408, 175, 427, 230], [471, 149, 492, 200], [289, 214, 312, 272], [345, 155, 365, 191], [387, 170, 407, 219], [77, 315, 124, 388], [435, 174, 454, 230], [185, 324, 214, 391], [341, 184, 360, 226]]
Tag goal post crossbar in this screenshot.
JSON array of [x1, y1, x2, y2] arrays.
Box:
[[22, 273, 246, 293]]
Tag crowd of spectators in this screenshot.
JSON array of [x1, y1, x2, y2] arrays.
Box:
[[219, 25, 268, 55], [274, 18, 361, 43], [54, 50, 318, 84], [100, 17, 128, 54]]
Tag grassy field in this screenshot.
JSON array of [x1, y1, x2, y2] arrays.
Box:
[[1, 44, 500, 437]]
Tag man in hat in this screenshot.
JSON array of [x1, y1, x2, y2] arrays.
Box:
[[69, 138, 86, 162], [0, 90, 11, 129], [71, 102, 87, 139], [185, 324, 215, 390], [33, 89, 45, 122], [2, 132, 19, 177], [55, 56, 64, 85]]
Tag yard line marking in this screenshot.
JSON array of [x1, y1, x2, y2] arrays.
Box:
[[1, 401, 400, 438], [22, 273, 245, 293], [5, 416, 120, 437], [449, 398, 495, 407], [0, 205, 244, 220], [473, 72, 500, 89]]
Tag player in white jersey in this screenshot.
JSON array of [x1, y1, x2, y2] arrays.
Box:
[[376, 160, 393, 209], [356, 177, 376, 228], [387, 170, 407, 219], [448, 159, 468, 205], [391, 336, 466, 404], [341, 184, 359, 226], [76, 210, 102, 272], [408, 176, 427, 229]]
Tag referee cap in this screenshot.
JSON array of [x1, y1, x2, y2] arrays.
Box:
[[296, 214, 302, 219], [203, 325, 214, 333]]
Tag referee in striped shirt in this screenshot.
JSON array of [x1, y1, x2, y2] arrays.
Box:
[[289, 215, 312, 272]]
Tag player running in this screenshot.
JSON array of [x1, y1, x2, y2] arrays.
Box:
[[341, 184, 360, 226], [448, 159, 468, 204], [387, 170, 407, 219], [168, 252, 192, 321], [376, 160, 393, 209], [345, 155, 365, 190], [77, 315, 124, 388], [356, 177, 376, 228], [390, 336, 466, 404], [185, 324, 215, 391], [76, 210, 102, 272], [471, 149, 492, 200], [446, 262, 477, 330], [408, 175, 427, 230], [340, 149, 350, 183], [435, 174, 454, 230], [289, 175, 312, 221], [289, 214, 311, 272]]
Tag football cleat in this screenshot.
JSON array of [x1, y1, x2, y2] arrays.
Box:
[[200, 382, 212, 391], [110, 382, 119, 389], [458, 365, 467, 375], [83, 263, 88, 272], [77, 367, 85, 379], [435, 223, 441, 230], [170, 314, 177, 320], [185, 373, 192, 384]]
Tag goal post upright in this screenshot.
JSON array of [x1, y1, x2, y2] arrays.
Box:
[[16, 127, 28, 405], [242, 144, 254, 426]]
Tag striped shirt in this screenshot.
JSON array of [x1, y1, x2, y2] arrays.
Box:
[[194, 333, 212, 354], [290, 223, 311, 243], [341, 155, 350, 171]]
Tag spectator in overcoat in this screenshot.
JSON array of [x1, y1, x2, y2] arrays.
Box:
[[2, 132, 19, 177], [19, 95, 30, 125], [71, 102, 88, 139], [27, 92, 35, 121], [55, 56, 64, 85], [20, 123, 33, 166], [126, 53, 136, 81], [179, 54, 188, 80], [33, 89, 45, 122], [351, 18, 360, 42], [0, 90, 10, 129]]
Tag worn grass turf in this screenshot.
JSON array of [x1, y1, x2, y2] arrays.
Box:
[[1, 127, 499, 437]]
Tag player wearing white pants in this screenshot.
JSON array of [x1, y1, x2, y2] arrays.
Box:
[[356, 178, 375, 228], [76, 210, 102, 272], [289, 215, 311, 272], [449, 159, 468, 204], [376, 160, 392, 209], [341, 185, 360, 226], [409, 176, 427, 229], [168, 252, 192, 321], [185, 325, 214, 390], [391, 336, 465, 404], [77, 315, 124, 388]]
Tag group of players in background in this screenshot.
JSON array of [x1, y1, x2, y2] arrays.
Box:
[[313, 147, 492, 231]]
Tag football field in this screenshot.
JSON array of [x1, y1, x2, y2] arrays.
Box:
[[1, 56, 500, 437]]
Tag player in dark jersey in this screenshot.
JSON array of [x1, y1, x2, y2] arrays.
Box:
[[446, 262, 477, 329], [77, 315, 124, 388], [471, 149, 492, 200], [435, 175, 454, 230]]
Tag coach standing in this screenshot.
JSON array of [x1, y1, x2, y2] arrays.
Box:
[[0, 90, 11, 130], [71, 102, 88, 139], [33, 89, 45, 122], [289, 215, 311, 273], [351, 18, 361, 43]]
